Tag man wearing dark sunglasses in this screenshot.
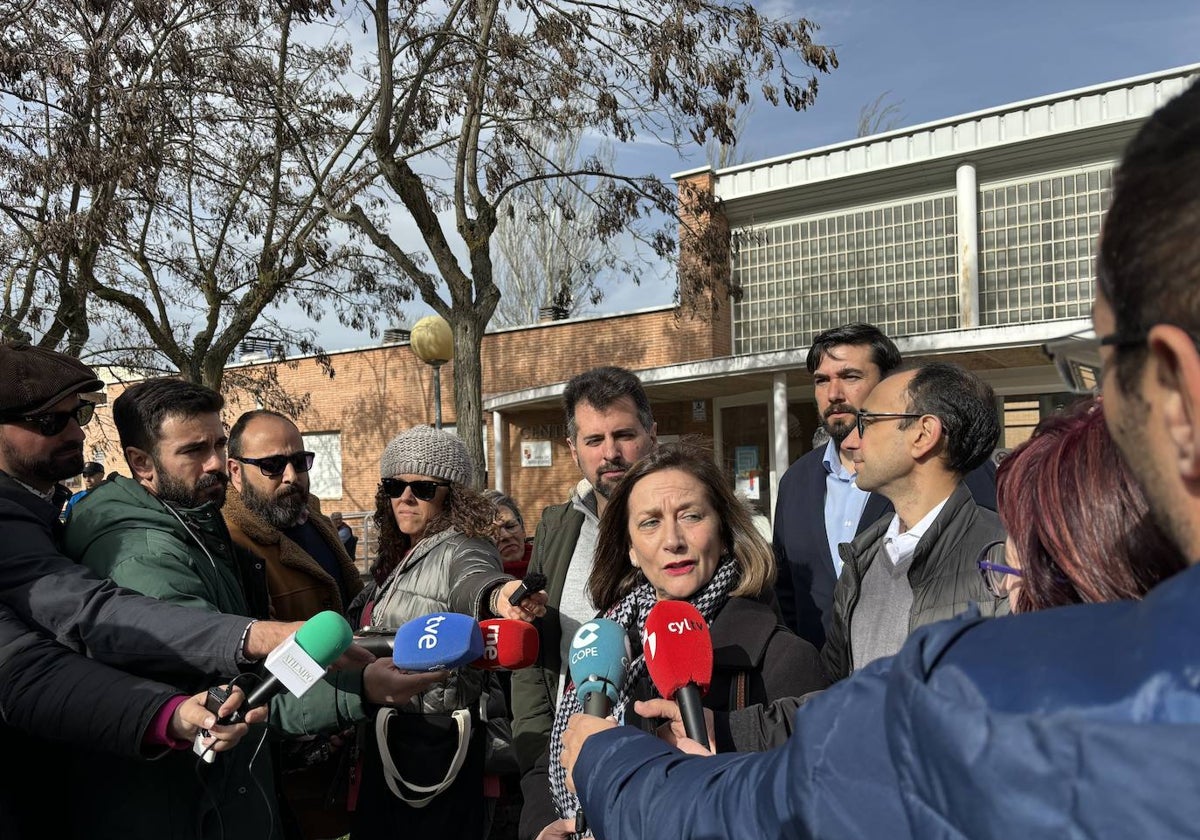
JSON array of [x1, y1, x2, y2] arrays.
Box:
[[224, 410, 363, 622], [223, 410, 366, 839]]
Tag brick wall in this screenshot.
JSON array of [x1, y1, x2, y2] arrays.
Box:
[[83, 305, 729, 542]]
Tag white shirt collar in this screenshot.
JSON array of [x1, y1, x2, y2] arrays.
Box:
[[882, 494, 951, 566]]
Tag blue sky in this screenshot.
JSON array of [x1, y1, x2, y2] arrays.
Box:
[[308, 0, 1200, 352]]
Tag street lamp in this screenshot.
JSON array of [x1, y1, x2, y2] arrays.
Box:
[[411, 315, 454, 430]]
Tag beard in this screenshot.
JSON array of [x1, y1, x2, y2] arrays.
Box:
[[0, 435, 84, 485], [591, 461, 628, 499], [241, 479, 309, 530], [821, 401, 857, 445], [156, 466, 228, 509]]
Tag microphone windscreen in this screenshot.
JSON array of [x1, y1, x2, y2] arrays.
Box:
[[392, 612, 484, 671], [568, 618, 631, 707], [473, 619, 539, 670], [643, 600, 713, 699], [293, 610, 355, 666]]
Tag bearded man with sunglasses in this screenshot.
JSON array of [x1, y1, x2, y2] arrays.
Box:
[[224, 410, 363, 624], [223, 409, 365, 840]]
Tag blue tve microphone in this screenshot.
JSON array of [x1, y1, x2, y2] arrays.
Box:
[[391, 612, 484, 671], [568, 618, 631, 717]]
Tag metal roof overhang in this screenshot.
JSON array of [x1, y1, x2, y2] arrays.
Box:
[[484, 319, 1091, 413]]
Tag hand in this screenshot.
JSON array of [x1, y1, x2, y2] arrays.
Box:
[[363, 659, 450, 706], [332, 642, 379, 670], [535, 817, 577, 840], [495, 579, 548, 622], [170, 685, 266, 753], [560, 712, 616, 793], [243, 620, 303, 660], [633, 698, 716, 755]]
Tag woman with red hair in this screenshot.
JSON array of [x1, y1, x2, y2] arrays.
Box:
[[982, 397, 1185, 612]]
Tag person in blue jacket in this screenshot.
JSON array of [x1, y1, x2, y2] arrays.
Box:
[[560, 76, 1200, 840]]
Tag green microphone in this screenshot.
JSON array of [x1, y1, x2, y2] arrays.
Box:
[[219, 610, 353, 724]]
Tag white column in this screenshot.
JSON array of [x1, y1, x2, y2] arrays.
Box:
[[770, 372, 789, 522], [491, 412, 505, 490], [956, 162, 980, 329]]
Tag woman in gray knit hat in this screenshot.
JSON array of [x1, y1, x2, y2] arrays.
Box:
[[347, 424, 546, 840]]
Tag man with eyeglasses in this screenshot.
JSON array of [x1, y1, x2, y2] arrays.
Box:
[[772, 323, 998, 649], [60, 377, 447, 838], [223, 410, 366, 840], [816, 362, 1007, 682], [558, 77, 1200, 840]]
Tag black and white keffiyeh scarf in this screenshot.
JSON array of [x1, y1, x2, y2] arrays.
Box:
[[547, 557, 740, 825]]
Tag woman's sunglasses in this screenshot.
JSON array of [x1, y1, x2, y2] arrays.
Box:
[[4, 401, 95, 437], [379, 477, 451, 501]]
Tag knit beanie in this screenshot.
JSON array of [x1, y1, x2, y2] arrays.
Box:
[[380, 424, 473, 485]]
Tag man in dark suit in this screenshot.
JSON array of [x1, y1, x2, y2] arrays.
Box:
[[773, 324, 996, 647]]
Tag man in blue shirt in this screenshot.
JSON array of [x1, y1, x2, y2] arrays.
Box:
[[61, 460, 105, 520]]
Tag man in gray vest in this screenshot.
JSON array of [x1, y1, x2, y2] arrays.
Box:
[[820, 361, 1006, 682]]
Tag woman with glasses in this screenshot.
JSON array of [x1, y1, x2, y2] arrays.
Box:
[[979, 398, 1184, 611], [483, 489, 533, 579], [347, 425, 546, 840]]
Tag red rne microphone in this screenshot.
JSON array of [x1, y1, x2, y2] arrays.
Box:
[[643, 600, 714, 749], [472, 618, 539, 670]]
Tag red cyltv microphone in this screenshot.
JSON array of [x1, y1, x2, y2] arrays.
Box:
[[472, 618, 539, 670], [643, 600, 714, 750]]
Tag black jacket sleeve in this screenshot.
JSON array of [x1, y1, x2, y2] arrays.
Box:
[[0, 603, 180, 757], [0, 488, 246, 679]]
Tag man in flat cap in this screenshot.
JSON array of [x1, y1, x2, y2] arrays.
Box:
[[0, 341, 332, 701]]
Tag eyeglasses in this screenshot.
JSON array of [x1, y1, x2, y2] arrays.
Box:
[[1043, 326, 1200, 395], [976, 539, 1022, 598], [2, 401, 95, 436], [854, 409, 924, 439], [1042, 329, 1105, 395], [232, 451, 315, 478], [380, 477, 451, 501], [495, 519, 523, 535]]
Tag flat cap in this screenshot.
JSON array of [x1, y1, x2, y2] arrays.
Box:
[[0, 342, 104, 417]]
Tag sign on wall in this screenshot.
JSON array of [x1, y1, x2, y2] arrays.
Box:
[[521, 440, 552, 468]]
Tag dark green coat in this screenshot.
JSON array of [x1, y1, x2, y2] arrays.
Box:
[[62, 477, 370, 840]]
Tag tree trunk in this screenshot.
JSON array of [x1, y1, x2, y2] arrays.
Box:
[[450, 311, 487, 489]]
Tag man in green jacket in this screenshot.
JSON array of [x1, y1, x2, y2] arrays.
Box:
[[510, 367, 657, 778], [63, 378, 444, 840]]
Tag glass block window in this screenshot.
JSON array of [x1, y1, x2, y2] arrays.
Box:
[[731, 194, 959, 355], [979, 165, 1112, 326]]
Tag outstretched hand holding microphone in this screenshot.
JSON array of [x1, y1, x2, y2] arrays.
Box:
[[560, 600, 716, 798]]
